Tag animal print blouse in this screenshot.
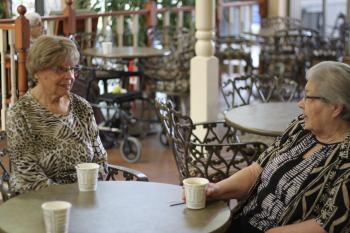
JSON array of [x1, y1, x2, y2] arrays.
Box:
[[232, 115, 350, 233], [7, 92, 107, 194]]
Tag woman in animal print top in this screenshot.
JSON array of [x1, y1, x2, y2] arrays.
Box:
[[184, 61, 350, 233], [6, 35, 107, 194]]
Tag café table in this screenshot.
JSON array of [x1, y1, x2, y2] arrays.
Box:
[[224, 102, 302, 137], [0, 181, 231, 233]]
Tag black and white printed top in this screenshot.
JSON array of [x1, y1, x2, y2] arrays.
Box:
[[7, 92, 107, 194], [241, 133, 338, 231], [232, 115, 350, 233]]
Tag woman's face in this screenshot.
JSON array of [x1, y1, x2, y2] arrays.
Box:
[[30, 21, 43, 39], [298, 81, 337, 134], [35, 61, 76, 97]]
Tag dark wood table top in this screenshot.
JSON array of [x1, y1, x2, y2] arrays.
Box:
[[83, 46, 170, 59], [225, 102, 302, 137], [0, 181, 231, 233]]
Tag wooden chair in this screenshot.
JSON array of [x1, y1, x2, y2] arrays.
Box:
[[155, 100, 267, 184]]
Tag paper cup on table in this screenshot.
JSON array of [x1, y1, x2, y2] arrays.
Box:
[[76, 163, 99, 192], [101, 41, 112, 54], [183, 177, 209, 209], [42, 201, 71, 233]]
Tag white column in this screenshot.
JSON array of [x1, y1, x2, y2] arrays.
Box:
[[190, 0, 218, 123], [268, 0, 287, 17]]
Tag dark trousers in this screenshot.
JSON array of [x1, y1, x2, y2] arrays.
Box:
[[226, 216, 264, 233]]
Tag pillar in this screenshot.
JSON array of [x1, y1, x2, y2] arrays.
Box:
[[190, 0, 218, 123]]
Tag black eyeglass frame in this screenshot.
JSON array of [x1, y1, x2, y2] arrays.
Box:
[[303, 95, 328, 102], [52, 65, 82, 75]]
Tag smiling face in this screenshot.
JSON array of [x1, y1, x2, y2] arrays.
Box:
[[298, 81, 339, 135], [35, 61, 76, 98]]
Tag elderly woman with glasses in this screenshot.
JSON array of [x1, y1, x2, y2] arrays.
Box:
[[190, 61, 350, 233], [6, 35, 107, 194]]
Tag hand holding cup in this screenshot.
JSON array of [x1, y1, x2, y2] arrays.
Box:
[[182, 177, 209, 209]]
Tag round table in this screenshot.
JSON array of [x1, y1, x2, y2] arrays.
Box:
[[224, 102, 302, 137], [0, 181, 231, 233]]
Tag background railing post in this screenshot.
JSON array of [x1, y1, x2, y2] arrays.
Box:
[[144, 0, 157, 46], [63, 0, 76, 36], [14, 5, 30, 97], [190, 0, 218, 123]]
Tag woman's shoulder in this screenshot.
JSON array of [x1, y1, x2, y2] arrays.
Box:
[[283, 114, 305, 135], [8, 92, 35, 116], [70, 93, 92, 107], [69, 93, 93, 114]]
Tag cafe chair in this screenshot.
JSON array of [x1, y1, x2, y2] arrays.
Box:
[[140, 31, 195, 115], [155, 100, 268, 184], [254, 74, 298, 102], [0, 134, 15, 202], [216, 36, 254, 77], [104, 164, 148, 181], [221, 74, 255, 109]]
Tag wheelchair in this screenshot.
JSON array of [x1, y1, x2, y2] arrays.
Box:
[[72, 66, 143, 163]]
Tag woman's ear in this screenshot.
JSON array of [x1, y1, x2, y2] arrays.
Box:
[[331, 103, 344, 118]]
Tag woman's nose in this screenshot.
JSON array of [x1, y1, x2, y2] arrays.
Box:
[[63, 71, 75, 80], [298, 99, 304, 109]]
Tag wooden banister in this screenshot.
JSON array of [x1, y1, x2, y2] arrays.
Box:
[[63, 0, 75, 35], [14, 5, 30, 97]]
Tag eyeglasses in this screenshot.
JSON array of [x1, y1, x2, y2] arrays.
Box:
[[51, 66, 81, 76], [303, 95, 328, 102]]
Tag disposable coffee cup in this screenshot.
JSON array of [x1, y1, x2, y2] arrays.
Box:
[[183, 177, 209, 209], [42, 201, 71, 233], [76, 163, 100, 192], [101, 41, 112, 54]]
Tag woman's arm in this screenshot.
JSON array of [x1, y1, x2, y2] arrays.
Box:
[[206, 162, 263, 200], [7, 110, 53, 193], [88, 107, 107, 173], [266, 219, 326, 233]]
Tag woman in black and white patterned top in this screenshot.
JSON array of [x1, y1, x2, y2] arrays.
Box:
[[7, 35, 107, 194], [196, 61, 350, 233]]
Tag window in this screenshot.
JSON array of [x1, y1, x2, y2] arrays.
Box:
[[290, 0, 347, 38]]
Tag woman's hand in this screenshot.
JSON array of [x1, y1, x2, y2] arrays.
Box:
[[206, 182, 219, 200], [182, 182, 220, 202]]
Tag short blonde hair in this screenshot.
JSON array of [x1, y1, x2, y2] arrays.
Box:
[[25, 12, 42, 27], [26, 35, 80, 79]]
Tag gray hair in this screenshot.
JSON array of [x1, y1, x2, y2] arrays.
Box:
[[306, 61, 350, 121], [26, 35, 80, 80], [25, 12, 42, 27]]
